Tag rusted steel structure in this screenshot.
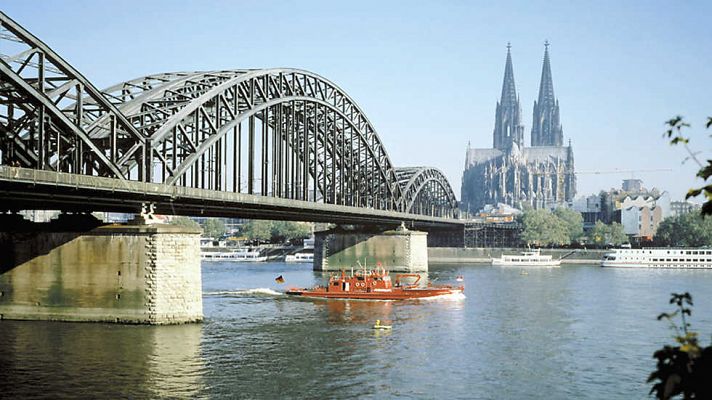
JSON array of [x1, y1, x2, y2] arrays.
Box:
[[0, 12, 459, 225]]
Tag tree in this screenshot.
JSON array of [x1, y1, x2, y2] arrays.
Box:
[[270, 221, 312, 242], [589, 221, 628, 246], [664, 116, 712, 215], [589, 220, 609, 246], [169, 216, 201, 230], [242, 220, 272, 241], [589, 220, 628, 246], [521, 209, 569, 246], [648, 292, 712, 399], [241, 220, 313, 242], [608, 222, 628, 246], [202, 218, 226, 239], [554, 207, 584, 243], [656, 213, 712, 247]]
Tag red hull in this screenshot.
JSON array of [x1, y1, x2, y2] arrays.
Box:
[[285, 267, 464, 300], [286, 287, 464, 300]]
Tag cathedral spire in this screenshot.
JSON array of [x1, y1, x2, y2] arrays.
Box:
[[500, 42, 517, 108], [531, 40, 563, 146], [493, 43, 524, 151]]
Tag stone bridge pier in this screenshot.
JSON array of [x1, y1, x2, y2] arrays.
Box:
[[313, 224, 429, 272], [0, 214, 202, 324]]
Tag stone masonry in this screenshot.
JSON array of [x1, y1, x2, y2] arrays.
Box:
[[0, 217, 202, 324]]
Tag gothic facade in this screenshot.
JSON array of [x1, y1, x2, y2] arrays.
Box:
[[461, 43, 575, 213]]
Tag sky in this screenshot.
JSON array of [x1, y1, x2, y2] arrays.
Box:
[[2, 0, 711, 201]]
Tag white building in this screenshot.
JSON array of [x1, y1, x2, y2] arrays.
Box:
[[619, 191, 670, 239]]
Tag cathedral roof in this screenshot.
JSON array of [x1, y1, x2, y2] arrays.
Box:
[[521, 146, 570, 163], [465, 145, 572, 169]]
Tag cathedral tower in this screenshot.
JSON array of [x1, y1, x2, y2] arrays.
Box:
[[493, 43, 525, 152], [531, 41, 564, 147]]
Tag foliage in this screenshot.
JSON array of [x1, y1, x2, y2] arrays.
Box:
[[270, 221, 312, 242], [608, 222, 628, 245], [242, 220, 312, 242], [202, 218, 227, 239], [520, 209, 571, 246], [589, 220, 628, 246], [648, 292, 712, 399], [664, 116, 712, 216], [656, 213, 712, 247], [169, 216, 201, 230], [242, 220, 272, 241], [553, 207, 584, 243]]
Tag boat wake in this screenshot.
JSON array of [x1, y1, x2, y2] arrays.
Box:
[[204, 288, 284, 298], [416, 292, 467, 301]]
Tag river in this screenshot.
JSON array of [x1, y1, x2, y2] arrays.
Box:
[[1, 262, 711, 399]]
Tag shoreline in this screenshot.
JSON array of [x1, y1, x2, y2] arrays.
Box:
[[428, 247, 605, 265]]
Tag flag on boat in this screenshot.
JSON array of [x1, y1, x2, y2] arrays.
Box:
[[275, 275, 285, 284]]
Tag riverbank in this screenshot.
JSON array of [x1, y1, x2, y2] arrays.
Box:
[[428, 247, 606, 264]]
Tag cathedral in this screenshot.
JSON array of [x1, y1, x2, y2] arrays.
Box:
[[461, 42, 575, 213]]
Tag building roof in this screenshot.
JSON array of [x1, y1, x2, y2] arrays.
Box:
[[465, 145, 571, 169]]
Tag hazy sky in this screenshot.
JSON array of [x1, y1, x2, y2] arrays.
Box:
[[3, 0, 711, 201]]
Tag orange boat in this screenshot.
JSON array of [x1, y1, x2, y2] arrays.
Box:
[[286, 267, 464, 300]]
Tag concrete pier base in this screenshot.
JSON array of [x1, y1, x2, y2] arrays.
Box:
[[0, 215, 202, 324], [314, 225, 428, 272]]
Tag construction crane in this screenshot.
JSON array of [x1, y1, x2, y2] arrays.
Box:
[[529, 168, 672, 177], [575, 168, 673, 176]]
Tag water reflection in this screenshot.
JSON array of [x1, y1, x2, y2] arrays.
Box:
[[147, 324, 205, 398], [0, 320, 205, 399], [317, 298, 395, 324]]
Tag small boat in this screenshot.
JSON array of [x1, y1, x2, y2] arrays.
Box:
[[286, 267, 464, 300], [491, 249, 560, 267], [372, 320, 392, 330]]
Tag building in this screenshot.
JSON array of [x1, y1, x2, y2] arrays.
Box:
[[462, 42, 575, 213], [574, 180, 671, 240], [619, 192, 670, 239]]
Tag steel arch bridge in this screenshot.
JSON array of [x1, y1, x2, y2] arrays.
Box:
[[0, 12, 459, 225]]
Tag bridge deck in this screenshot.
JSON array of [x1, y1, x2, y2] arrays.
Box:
[[0, 167, 463, 229]]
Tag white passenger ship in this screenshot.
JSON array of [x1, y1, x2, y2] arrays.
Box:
[[284, 252, 314, 263], [201, 248, 267, 262], [491, 249, 561, 267], [601, 248, 712, 269]]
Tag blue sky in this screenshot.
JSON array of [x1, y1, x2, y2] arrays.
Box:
[[3, 0, 711, 201]]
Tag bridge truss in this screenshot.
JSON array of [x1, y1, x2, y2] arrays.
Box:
[[0, 12, 459, 222]]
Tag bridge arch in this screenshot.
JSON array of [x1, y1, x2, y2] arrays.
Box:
[[396, 167, 458, 217], [0, 11, 459, 217]]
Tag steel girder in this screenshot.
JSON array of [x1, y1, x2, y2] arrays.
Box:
[[0, 11, 459, 217], [395, 167, 458, 218], [0, 11, 146, 179]]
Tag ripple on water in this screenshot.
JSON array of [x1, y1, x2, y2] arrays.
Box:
[[2, 263, 712, 399]]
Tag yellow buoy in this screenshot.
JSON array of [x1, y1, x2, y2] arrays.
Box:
[[372, 319, 392, 330]]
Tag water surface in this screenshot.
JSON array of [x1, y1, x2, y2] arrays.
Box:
[[2, 262, 711, 399]]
